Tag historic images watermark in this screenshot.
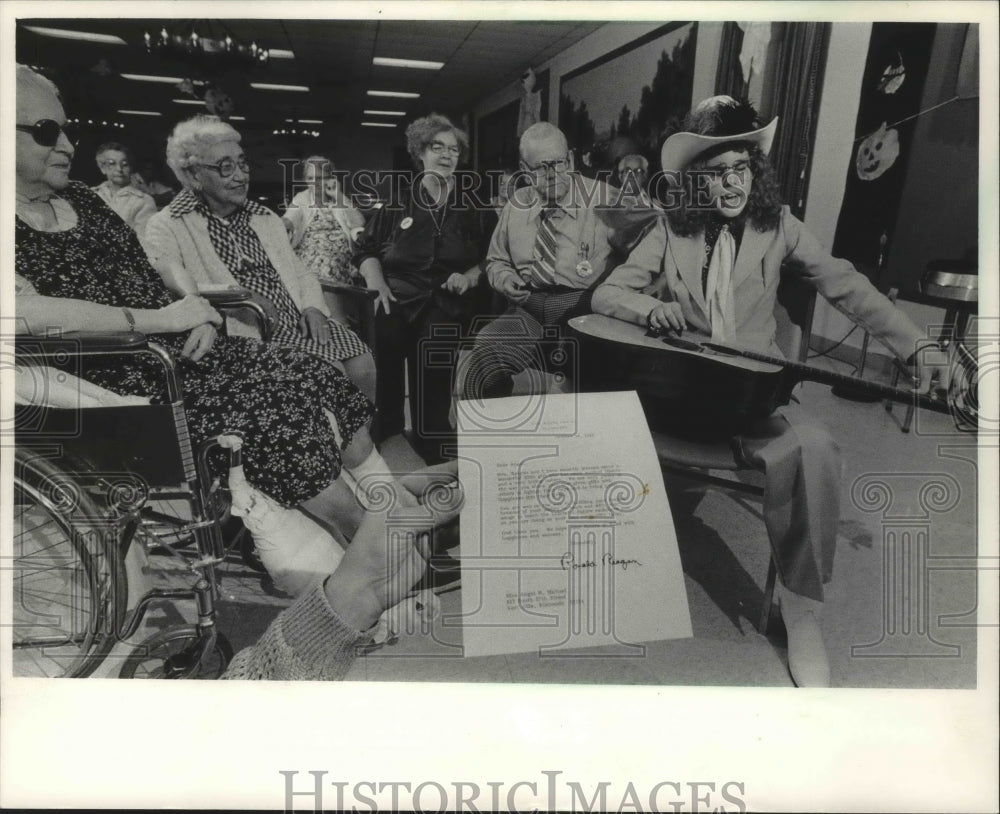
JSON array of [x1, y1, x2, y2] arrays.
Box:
[[280, 769, 748, 813], [277, 159, 746, 213]]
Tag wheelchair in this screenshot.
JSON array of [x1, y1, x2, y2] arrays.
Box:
[[11, 289, 272, 679]]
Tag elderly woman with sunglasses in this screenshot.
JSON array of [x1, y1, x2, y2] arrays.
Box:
[[144, 116, 376, 401], [13, 65, 424, 595], [353, 113, 491, 463]]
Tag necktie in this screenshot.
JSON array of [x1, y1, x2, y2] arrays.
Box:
[[704, 225, 737, 342], [525, 207, 559, 287]]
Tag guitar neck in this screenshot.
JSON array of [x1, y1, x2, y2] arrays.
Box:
[[720, 345, 952, 415]]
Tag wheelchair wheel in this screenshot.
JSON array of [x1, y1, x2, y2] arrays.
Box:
[[118, 628, 233, 679], [12, 451, 125, 678]]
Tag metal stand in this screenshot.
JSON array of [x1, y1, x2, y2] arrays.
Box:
[[831, 232, 889, 403]]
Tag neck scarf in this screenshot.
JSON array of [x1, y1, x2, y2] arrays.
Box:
[[704, 224, 736, 342]]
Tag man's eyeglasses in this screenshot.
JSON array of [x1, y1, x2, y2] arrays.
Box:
[[16, 119, 79, 148], [428, 141, 461, 156], [524, 157, 570, 177], [699, 159, 751, 182], [198, 157, 251, 178]]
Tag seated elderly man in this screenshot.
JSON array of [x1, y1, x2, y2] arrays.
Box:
[[616, 153, 653, 207], [457, 123, 653, 403], [92, 141, 156, 245]]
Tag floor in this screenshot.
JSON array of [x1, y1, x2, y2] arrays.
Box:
[[83, 356, 979, 687]]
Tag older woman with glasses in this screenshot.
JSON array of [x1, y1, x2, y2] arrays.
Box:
[[13, 65, 422, 599], [282, 155, 367, 327], [144, 116, 376, 401], [353, 113, 490, 463]]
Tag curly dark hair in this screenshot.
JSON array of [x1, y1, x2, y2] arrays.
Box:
[[664, 143, 783, 237], [404, 113, 469, 166]]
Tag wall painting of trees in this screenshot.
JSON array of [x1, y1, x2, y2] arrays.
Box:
[[559, 22, 697, 177]]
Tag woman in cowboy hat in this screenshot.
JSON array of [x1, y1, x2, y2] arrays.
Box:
[[592, 95, 948, 687]]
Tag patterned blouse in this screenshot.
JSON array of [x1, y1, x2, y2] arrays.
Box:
[[167, 190, 368, 362]]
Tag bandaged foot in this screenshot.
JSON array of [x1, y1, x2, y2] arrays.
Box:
[[345, 447, 419, 510], [219, 435, 344, 597], [777, 584, 831, 688]]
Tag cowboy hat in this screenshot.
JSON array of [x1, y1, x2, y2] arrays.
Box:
[[660, 95, 778, 175]]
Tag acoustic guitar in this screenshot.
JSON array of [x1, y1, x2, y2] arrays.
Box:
[[567, 313, 951, 437]]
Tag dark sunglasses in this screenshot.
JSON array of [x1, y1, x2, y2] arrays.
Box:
[[16, 119, 80, 148]]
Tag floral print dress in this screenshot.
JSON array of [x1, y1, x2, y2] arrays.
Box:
[[15, 182, 373, 507], [296, 206, 356, 285]]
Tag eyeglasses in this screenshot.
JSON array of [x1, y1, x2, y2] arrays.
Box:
[[198, 157, 251, 178], [428, 140, 460, 156], [16, 119, 79, 147], [699, 159, 751, 182], [524, 157, 570, 177]]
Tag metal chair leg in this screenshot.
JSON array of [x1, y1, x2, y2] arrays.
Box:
[[885, 367, 915, 432]]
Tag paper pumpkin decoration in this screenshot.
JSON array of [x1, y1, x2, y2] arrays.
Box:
[[856, 123, 900, 180], [204, 86, 234, 119], [877, 51, 906, 94]]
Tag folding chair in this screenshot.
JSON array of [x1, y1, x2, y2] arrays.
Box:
[[651, 272, 817, 634]]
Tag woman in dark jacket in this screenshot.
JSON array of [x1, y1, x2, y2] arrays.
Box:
[[354, 113, 491, 463]]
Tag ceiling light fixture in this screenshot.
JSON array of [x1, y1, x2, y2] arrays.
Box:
[[23, 26, 127, 45], [373, 57, 444, 70], [269, 48, 295, 59], [229, 115, 247, 121], [121, 73, 185, 84], [367, 90, 420, 99], [67, 116, 126, 130], [173, 99, 206, 105], [118, 110, 163, 117], [273, 127, 321, 138], [362, 122, 397, 128], [251, 82, 309, 92], [364, 109, 406, 116], [144, 26, 270, 68]]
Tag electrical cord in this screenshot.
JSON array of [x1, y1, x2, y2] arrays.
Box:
[[807, 324, 860, 361]]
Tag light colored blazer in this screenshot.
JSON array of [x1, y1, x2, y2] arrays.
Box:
[[592, 206, 923, 361], [146, 197, 329, 338], [92, 181, 157, 243], [283, 188, 366, 251]]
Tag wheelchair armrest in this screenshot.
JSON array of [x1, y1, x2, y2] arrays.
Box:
[[199, 285, 273, 341], [15, 331, 149, 358], [200, 285, 255, 307], [319, 281, 378, 302]]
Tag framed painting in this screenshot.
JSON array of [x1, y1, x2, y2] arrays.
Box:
[[558, 22, 698, 176]]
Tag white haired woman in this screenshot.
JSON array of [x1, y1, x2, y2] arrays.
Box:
[[144, 116, 376, 401], [14, 65, 422, 594], [282, 155, 366, 326]]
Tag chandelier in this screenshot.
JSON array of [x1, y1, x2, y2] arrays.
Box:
[[143, 25, 270, 69]]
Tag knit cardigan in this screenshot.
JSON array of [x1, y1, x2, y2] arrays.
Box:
[[145, 200, 329, 338]]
